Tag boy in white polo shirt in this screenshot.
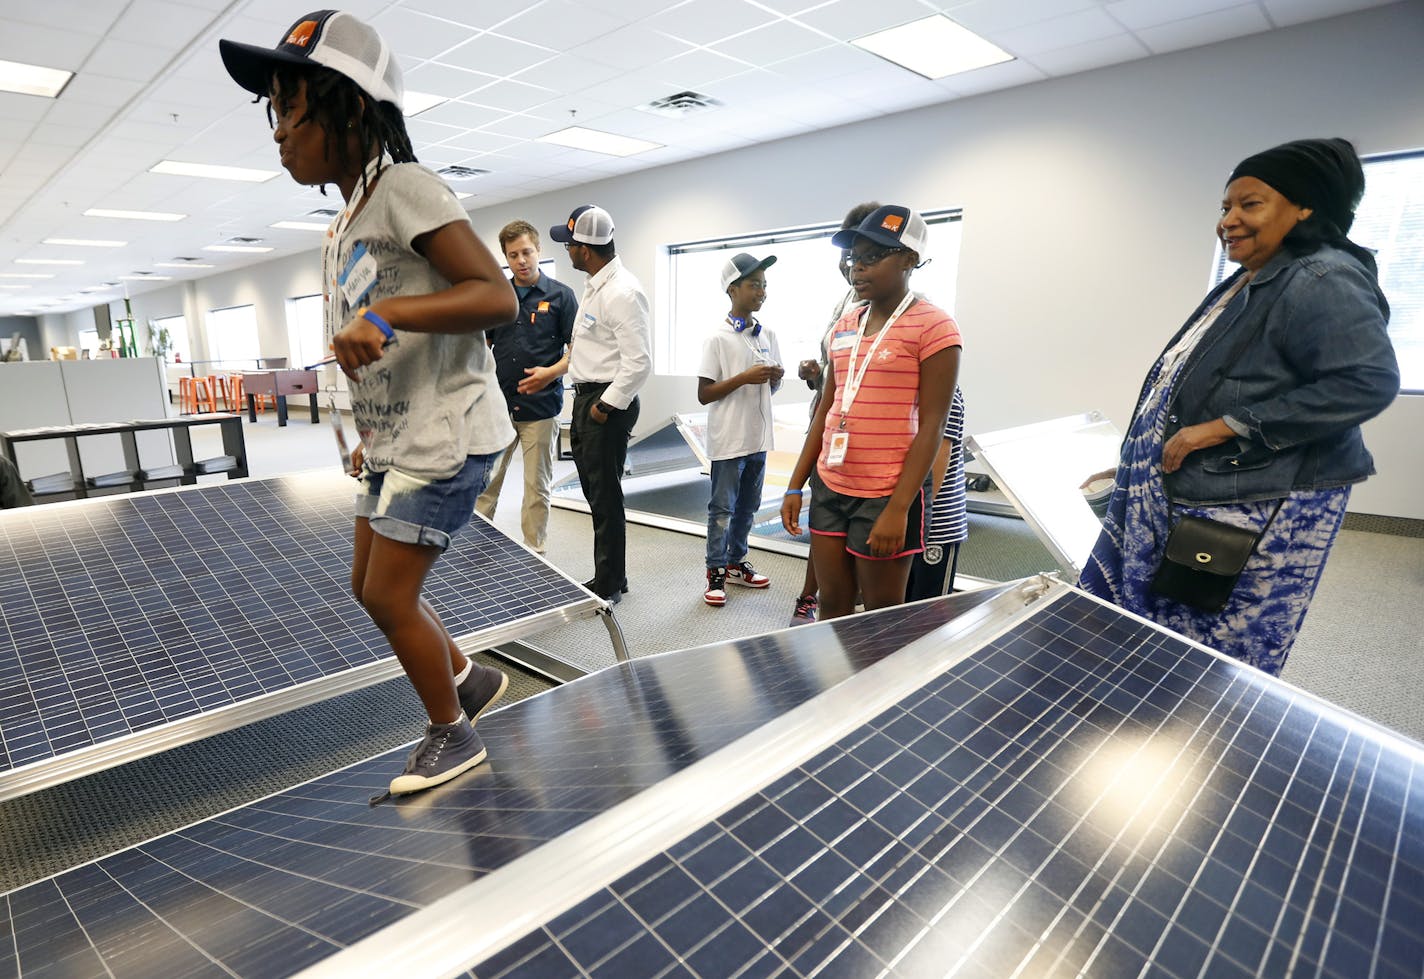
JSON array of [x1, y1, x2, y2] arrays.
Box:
[[698, 253, 784, 605]]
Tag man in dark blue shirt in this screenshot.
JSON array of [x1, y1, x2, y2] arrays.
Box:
[[475, 220, 578, 553]]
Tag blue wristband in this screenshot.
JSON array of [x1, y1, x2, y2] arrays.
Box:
[[361, 307, 395, 341], [784, 489, 803, 496]]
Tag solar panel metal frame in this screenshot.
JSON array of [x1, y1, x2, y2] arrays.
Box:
[[0, 471, 613, 802]]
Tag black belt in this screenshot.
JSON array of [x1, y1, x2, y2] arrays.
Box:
[[573, 381, 610, 394]]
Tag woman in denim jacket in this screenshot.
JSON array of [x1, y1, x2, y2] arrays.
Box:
[[1080, 138, 1400, 675]]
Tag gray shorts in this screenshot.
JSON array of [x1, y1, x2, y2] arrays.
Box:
[[808, 469, 928, 560]]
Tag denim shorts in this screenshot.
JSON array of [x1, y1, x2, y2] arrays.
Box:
[[808, 469, 928, 560], [355, 453, 495, 550]]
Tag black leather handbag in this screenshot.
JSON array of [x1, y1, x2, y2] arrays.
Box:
[[1150, 513, 1266, 613]]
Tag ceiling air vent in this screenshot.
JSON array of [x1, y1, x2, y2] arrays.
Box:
[[306, 208, 340, 218], [224, 236, 264, 245], [436, 165, 490, 180], [638, 91, 723, 118], [168, 257, 204, 263]]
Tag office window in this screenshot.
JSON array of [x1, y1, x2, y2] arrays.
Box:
[[1211, 150, 1424, 393], [662, 210, 963, 376], [152, 314, 191, 363], [285, 295, 324, 371], [206, 304, 261, 367]]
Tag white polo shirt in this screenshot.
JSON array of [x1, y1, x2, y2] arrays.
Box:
[[567, 256, 651, 411]]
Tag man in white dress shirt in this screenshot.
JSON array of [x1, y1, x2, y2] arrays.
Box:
[[549, 205, 651, 603]]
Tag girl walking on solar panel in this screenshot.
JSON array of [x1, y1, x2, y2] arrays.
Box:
[[780, 206, 962, 619], [221, 12, 517, 796]]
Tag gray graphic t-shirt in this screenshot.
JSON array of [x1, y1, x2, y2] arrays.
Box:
[[329, 163, 514, 480]]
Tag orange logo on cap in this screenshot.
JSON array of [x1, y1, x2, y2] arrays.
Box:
[[881, 214, 904, 233], [286, 20, 317, 47], [567, 218, 576, 231]]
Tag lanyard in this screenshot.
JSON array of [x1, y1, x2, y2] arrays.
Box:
[[839, 291, 915, 424], [321, 154, 390, 343]]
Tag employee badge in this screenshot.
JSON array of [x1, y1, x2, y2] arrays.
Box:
[[827, 430, 850, 466]]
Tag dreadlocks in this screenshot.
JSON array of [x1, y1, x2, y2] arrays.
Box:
[[264, 63, 416, 197]]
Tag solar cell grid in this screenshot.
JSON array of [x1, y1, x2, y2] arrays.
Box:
[[0, 588, 1010, 978], [478, 590, 1424, 979], [0, 471, 599, 795]]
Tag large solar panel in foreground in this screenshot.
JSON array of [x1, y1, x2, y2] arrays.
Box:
[[0, 471, 603, 799], [3, 584, 1421, 978]]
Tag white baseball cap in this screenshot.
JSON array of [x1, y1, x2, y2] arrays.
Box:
[[220, 10, 404, 111], [829, 204, 930, 257], [549, 205, 616, 246]]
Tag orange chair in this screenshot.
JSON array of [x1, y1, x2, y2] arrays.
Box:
[[178, 376, 218, 414]]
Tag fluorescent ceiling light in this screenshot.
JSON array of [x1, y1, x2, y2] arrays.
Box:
[[538, 126, 661, 157], [15, 258, 83, 266], [269, 220, 330, 231], [404, 90, 447, 116], [203, 244, 274, 253], [852, 15, 1013, 80], [84, 208, 186, 221], [0, 57, 73, 98], [118, 275, 173, 281], [150, 160, 281, 182], [0, 272, 54, 279], [454, 192, 473, 200], [154, 262, 215, 269], [0, 285, 31, 290], [42, 238, 126, 248]]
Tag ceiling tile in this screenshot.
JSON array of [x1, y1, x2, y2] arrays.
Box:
[[1260, 0, 1395, 27], [1025, 31, 1150, 75], [997, 8, 1127, 57], [108, 0, 218, 45], [441, 31, 558, 77], [646, 0, 780, 46], [576, 72, 679, 110], [54, 74, 147, 110], [413, 99, 507, 130], [1137, 3, 1270, 53], [405, 62, 499, 99], [511, 54, 625, 92], [0, 20, 102, 71], [566, 25, 695, 72], [0, 95, 50, 125], [936, 57, 1048, 96], [84, 39, 180, 83], [488, 0, 631, 51], [427, 129, 521, 155], [1106, 0, 1248, 32], [463, 78, 559, 112], [708, 18, 839, 65], [398, 0, 517, 31], [950, 0, 1106, 35], [654, 48, 754, 89], [479, 112, 565, 139], [370, 8, 481, 60], [767, 43, 888, 83], [5, 0, 116, 33], [793, 0, 947, 40]]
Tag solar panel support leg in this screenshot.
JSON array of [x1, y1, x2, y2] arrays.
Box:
[[599, 608, 630, 663]]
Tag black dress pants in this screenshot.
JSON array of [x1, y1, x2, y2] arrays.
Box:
[[570, 386, 639, 592]]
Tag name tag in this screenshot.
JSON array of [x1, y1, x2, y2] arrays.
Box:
[[826, 431, 850, 466], [830, 332, 857, 351], [340, 242, 378, 307], [581, 312, 597, 330]]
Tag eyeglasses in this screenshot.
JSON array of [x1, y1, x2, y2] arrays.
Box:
[[840, 247, 905, 271]]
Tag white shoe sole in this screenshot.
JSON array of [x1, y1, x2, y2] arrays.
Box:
[[389, 745, 488, 795]]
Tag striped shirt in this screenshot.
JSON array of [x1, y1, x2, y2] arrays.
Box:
[[818, 299, 961, 497], [927, 386, 968, 545]]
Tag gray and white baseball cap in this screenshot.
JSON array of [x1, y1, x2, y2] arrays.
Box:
[[220, 10, 404, 110]]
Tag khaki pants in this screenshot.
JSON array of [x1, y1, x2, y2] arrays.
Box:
[[475, 416, 559, 552]]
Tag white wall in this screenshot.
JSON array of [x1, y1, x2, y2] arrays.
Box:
[[37, 3, 1424, 517]]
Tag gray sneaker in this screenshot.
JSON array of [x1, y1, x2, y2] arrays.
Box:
[[457, 663, 508, 724], [389, 717, 487, 795]]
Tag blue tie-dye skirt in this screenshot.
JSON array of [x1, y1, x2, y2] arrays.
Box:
[[1079, 362, 1348, 677]]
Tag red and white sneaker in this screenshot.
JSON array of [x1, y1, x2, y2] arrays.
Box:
[[704, 567, 728, 606], [726, 561, 771, 588]]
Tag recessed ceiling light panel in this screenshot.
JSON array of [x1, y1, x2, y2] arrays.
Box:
[[537, 126, 661, 158], [84, 208, 187, 222], [270, 221, 331, 231], [0, 57, 73, 98], [149, 160, 281, 182], [852, 15, 1013, 80], [42, 238, 127, 248], [15, 259, 84, 266]]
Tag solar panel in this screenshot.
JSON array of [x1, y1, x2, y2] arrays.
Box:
[[4, 583, 1421, 978], [0, 470, 607, 800]]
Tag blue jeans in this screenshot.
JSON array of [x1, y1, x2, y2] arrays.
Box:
[[355, 453, 496, 550], [706, 453, 766, 569]]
